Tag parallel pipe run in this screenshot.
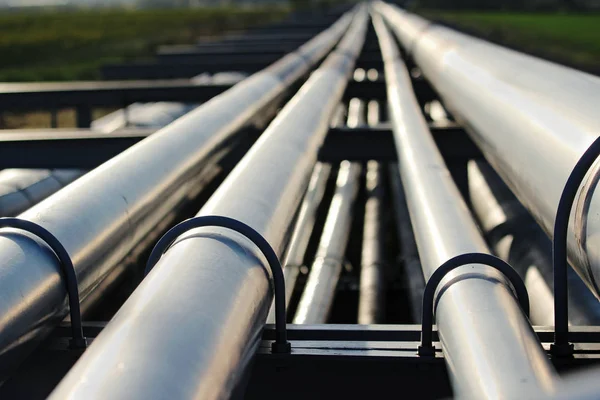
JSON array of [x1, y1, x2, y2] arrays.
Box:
[[294, 161, 362, 324], [50, 9, 368, 400], [0, 8, 358, 379], [375, 2, 600, 300], [373, 12, 557, 399]]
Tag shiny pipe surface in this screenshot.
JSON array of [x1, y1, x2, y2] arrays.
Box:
[[49, 9, 368, 400], [293, 161, 362, 324], [373, 12, 557, 399], [468, 160, 600, 326], [0, 9, 358, 379], [376, 1, 600, 298]]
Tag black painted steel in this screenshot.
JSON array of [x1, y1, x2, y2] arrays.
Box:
[[552, 136, 600, 357]]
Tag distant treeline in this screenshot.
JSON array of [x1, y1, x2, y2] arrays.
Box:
[[411, 0, 600, 11]]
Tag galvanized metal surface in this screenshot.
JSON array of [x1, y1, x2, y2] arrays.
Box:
[[49, 9, 368, 399], [374, 12, 558, 399]]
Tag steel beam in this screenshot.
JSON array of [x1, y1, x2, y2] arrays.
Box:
[[0, 9, 356, 380], [0, 129, 153, 169], [0, 80, 234, 112], [49, 8, 367, 399], [374, 12, 557, 398], [103, 58, 383, 80], [377, 2, 600, 298]]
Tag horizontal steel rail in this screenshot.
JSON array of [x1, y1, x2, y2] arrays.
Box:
[[373, 11, 558, 399], [0, 79, 234, 111], [0, 9, 356, 380], [49, 8, 368, 399]]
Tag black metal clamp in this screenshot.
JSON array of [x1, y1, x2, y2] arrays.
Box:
[[552, 136, 600, 357], [144, 215, 291, 354], [0, 218, 87, 349], [418, 253, 530, 357]]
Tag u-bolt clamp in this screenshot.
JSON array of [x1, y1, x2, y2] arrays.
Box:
[[552, 136, 600, 357], [145, 215, 291, 354], [418, 253, 529, 357], [0, 218, 87, 349]]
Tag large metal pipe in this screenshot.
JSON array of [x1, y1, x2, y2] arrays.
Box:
[[468, 160, 600, 326], [49, 9, 368, 399], [376, 2, 600, 299], [0, 10, 358, 379], [373, 13, 558, 399]]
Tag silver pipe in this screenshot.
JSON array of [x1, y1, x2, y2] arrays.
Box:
[[358, 100, 386, 324], [0, 9, 358, 379], [376, 1, 600, 298], [468, 160, 600, 326], [50, 9, 368, 400], [294, 161, 362, 324], [373, 13, 557, 399]]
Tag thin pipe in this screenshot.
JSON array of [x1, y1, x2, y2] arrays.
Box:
[[294, 161, 362, 324]]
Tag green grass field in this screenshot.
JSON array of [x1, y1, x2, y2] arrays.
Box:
[[421, 12, 600, 73], [0, 7, 288, 82]]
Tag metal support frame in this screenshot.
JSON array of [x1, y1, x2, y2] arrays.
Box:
[[0, 123, 476, 170], [0, 81, 233, 112], [4, 322, 600, 400]]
